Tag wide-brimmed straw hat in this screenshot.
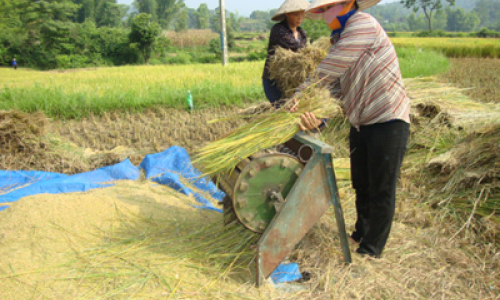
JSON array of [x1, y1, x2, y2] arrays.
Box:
[[307, 0, 381, 14], [271, 0, 312, 21]]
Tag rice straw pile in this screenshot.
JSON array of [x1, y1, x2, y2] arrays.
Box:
[[425, 124, 500, 232], [0, 110, 47, 155], [268, 38, 331, 98], [194, 86, 340, 175]]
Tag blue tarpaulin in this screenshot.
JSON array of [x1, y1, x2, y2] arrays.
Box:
[[0, 146, 300, 283], [0, 148, 220, 212], [140, 146, 224, 212], [270, 263, 302, 284], [0, 170, 67, 193], [0, 159, 140, 211]]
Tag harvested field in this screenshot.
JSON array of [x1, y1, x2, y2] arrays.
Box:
[[0, 158, 498, 299], [1, 77, 499, 299], [441, 58, 500, 104], [391, 37, 500, 58], [0, 107, 249, 173]]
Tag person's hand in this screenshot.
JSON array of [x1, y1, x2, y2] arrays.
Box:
[[282, 98, 300, 112], [299, 112, 322, 131], [289, 98, 299, 112]]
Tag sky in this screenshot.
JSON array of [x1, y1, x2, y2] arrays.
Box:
[[117, 0, 399, 17]]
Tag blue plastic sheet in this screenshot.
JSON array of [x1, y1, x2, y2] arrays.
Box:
[[140, 146, 224, 212], [270, 263, 302, 284], [0, 170, 67, 194], [0, 159, 140, 211]]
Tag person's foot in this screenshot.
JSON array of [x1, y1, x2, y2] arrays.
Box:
[[349, 236, 360, 244], [355, 247, 381, 259], [350, 233, 362, 244]]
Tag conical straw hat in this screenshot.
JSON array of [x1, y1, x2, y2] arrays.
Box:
[[271, 0, 312, 21], [307, 0, 381, 14]]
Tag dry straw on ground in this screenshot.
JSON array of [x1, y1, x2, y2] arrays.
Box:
[[0, 110, 47, 155], [0, 107, 247, 173], [425, 123, 500, 239], [1, 80, 499, 299], [1, 173, 498, 299], [427, 124, 499, 191]]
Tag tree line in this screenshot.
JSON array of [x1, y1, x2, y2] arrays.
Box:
[[1, 0, 499, 70], [387, 0, 500, 32], [0, 0, 248, 69]]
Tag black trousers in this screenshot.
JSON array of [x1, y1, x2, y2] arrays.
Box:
[[349, 120, 409, 257]]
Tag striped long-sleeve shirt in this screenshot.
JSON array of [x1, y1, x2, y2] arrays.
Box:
[[299, 11, 410, 130]]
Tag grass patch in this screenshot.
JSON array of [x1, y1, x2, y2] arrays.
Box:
[[396, 47, 450, 78]]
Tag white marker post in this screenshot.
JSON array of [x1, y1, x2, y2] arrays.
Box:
[[219, 0, 229, 66]]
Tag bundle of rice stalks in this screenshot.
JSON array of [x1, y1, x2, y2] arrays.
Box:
[[427, 124, 499, 190], [194, 86, 341, 176], [268, 42, 329, 98], [237, 102, 275, 117], [412, 102, 454, 128], [311, 36, 333, 52], [426, 124, 500, 232], [0, 110, 48, 154]]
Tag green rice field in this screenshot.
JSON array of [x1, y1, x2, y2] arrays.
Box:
[[391, 37, 500, 58], [0, 48, 449, 119]]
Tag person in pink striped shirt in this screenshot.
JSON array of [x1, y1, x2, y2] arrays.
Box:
[[294, 0, 410, 258]]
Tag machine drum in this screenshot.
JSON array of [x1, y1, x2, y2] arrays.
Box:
[[226, 153, 304, 233]]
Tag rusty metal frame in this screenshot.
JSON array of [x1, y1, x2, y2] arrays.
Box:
[[256, 133, 351, 286]]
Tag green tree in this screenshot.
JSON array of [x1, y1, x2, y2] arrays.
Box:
[[473, 0, 500, 29], [406, 12, 427, 31], [384, 22, 410, 32], [301, 19, 330, 42], [195, 3, 210, 29], [1, 0, 80, 68], [249, 10, 270, 20], [445, 6, 480, 31], [229, 12, 243, 32], [446, 6, 465, 31], [366, 3, 412, 25], [0, 0, 25, 65], [96, 1, 125, 27], [129, 13, 161, 63], [400, 0, 455, 31], [21, 0, 79, 54], [462, 11, 480, 31], [74, 0, 125, 27], [74, 0, 95, 23], [134, 0, 157, 21], [174, 1, 188, 32], [432, 8, 447, 30], [156, 0, 180, 29]]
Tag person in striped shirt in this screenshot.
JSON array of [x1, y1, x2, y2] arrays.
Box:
[[294, 0, 410, 258]]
